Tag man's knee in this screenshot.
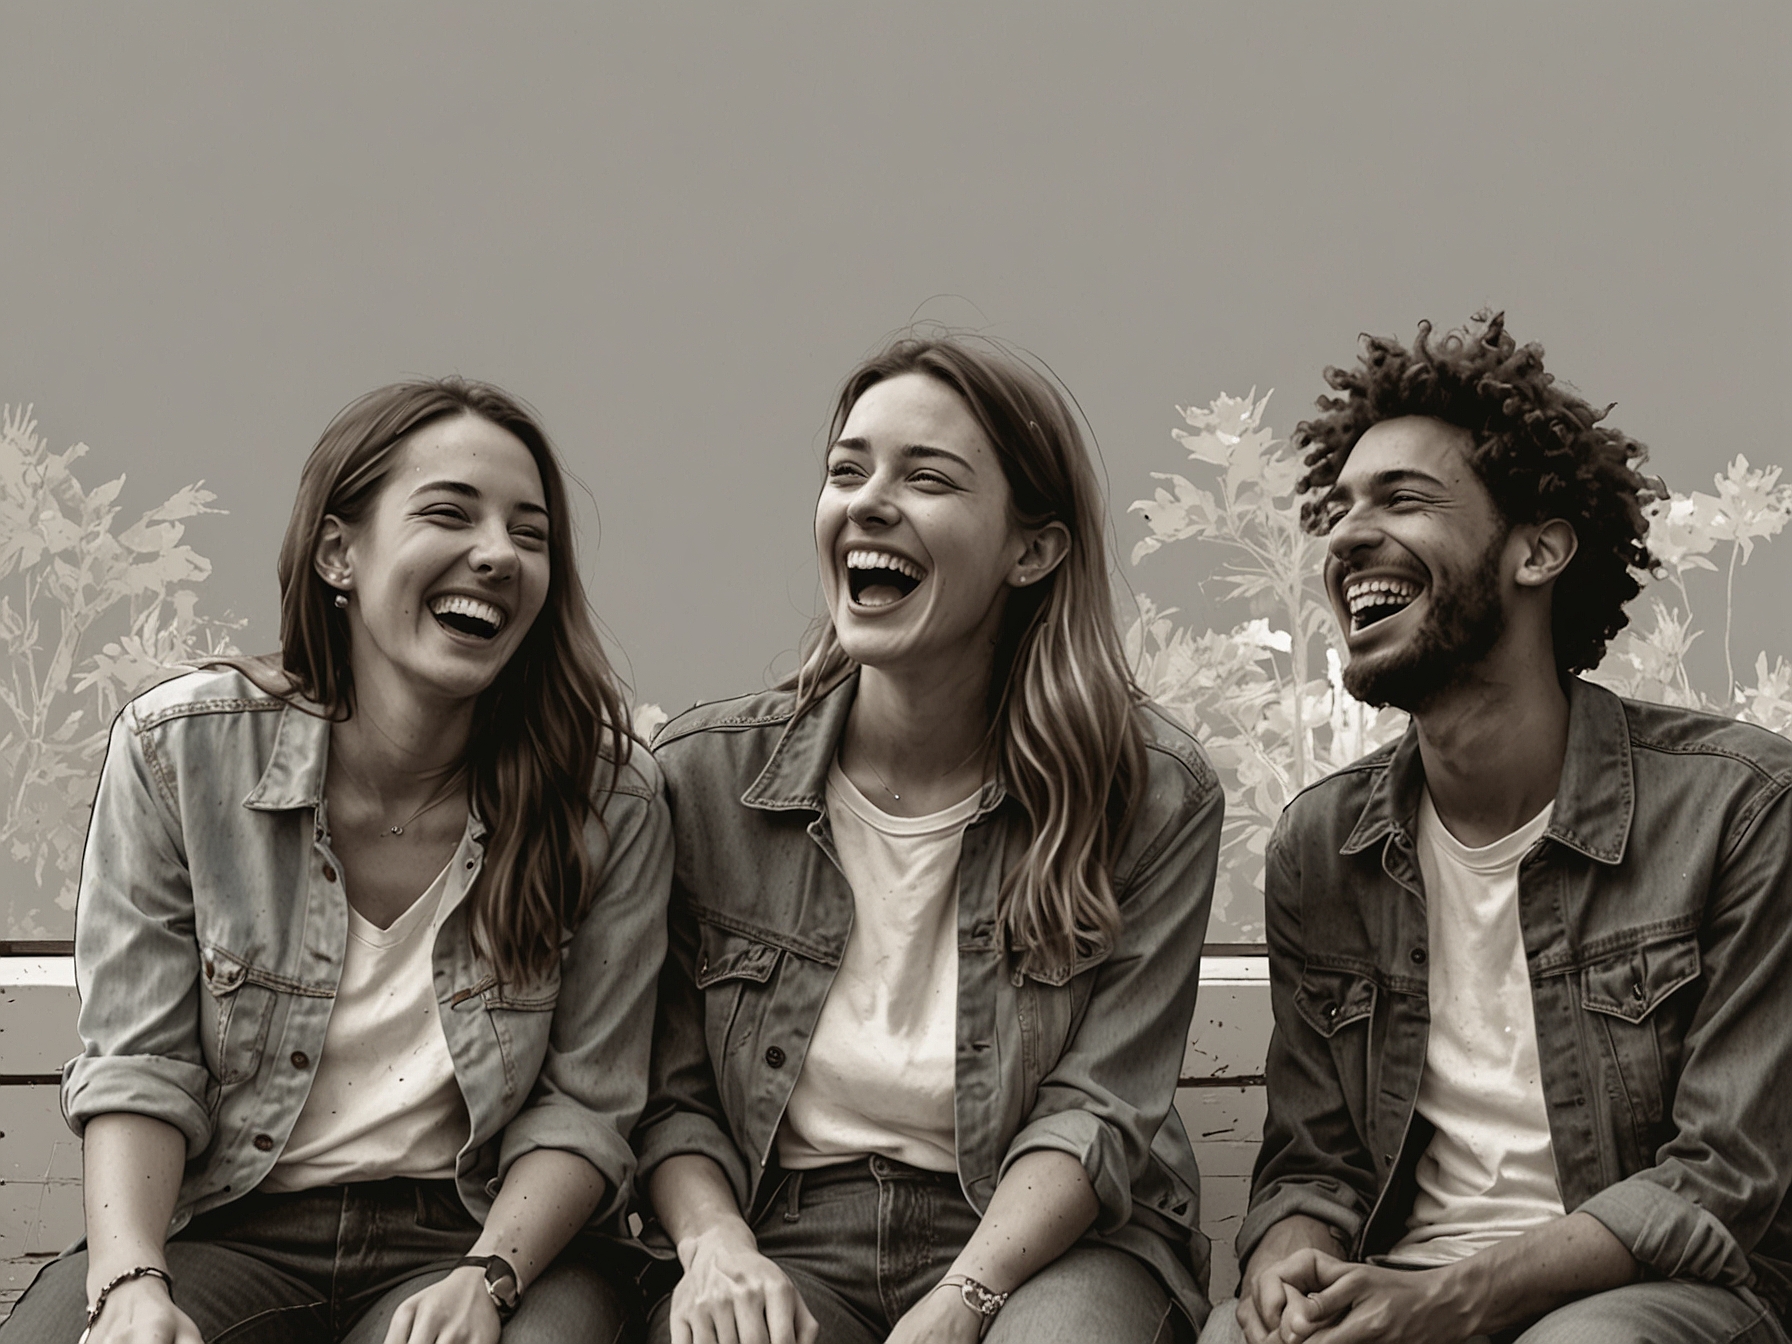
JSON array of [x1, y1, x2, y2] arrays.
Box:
[[1513, 1280, 1785, 1344]]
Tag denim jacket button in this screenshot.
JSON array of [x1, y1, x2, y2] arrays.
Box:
[[1326, 1004, 1338, 1020], [322, 863, 337, 884], [290, 1052, 310, 1070], [1410, 948, 1427, 965], [764, 1046, 786, 1069], [253, 1134, 274, 1152]]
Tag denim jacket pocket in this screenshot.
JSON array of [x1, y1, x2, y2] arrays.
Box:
[[453, 974, 561, 1098], [1294, 966, 1377, 1039], [1294, 966, 1379, 1137], [199, 945, 278, 1087], [1580, 934, 1701, 1154], [694, 923, 783, 1061]]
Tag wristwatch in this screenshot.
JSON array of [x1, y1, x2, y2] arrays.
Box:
[[454, 1255, 520, 1320], [937, 1274, 1009, 1335]]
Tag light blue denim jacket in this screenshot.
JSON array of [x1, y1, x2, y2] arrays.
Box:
[[634, 673, 1224, 1326], [62, 668, 672, 1234]]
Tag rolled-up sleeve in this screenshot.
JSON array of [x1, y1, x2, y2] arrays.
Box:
[[1575, 783, 1792, 1287], [63, 709, 215, 1154], [496, 757, 674, 1228], [998, 749, 1222, 1235], [1237, 812, 1376, 1267]]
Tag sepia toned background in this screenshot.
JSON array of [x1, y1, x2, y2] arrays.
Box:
[[2, 1, 1787, 940]]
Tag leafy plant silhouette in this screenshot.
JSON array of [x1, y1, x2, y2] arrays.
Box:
[[0, 406, 240, 935]]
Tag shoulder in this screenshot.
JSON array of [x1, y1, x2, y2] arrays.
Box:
[[123, 665, 292, 734], [651, 688, 798, 748], [649, 688, 797, 783], [1618, 694, 1792, 783], [600, 736, 664, 806], [1135, 701, 1220, 800], [1272, 735, 1403, 853]]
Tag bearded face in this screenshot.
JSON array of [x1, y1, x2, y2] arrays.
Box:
[[1319, 417, 1517, 714], [1340, 529, 1506, 712]]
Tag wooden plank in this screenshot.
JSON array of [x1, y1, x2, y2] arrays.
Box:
[[0, 1084, 83, 1313], [0, 957, 1280, 1320], [0, 976, 82, 1079]]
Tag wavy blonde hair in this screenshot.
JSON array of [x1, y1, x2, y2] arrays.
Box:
[[790, 338, 1146, 971]]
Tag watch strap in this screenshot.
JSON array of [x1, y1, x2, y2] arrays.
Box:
[[453, 1255, 520, 1318]]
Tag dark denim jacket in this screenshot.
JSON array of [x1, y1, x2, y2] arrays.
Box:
[[1243, 678, 1792, 1315], [62, 669, 673, 1234], [634, 673, 1223, 1323]]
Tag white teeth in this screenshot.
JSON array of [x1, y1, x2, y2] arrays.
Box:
[[1344, 577, 1421, 616], [429, 594, 506, 631], [844, 548, 926, 581]]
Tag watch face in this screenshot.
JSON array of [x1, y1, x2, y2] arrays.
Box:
[[484, 1261, 520, 1311]]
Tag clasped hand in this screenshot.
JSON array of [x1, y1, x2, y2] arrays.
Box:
[[1240, 1249, 1480, 1344]]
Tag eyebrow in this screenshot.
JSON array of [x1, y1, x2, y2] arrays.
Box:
[[1322, 466, 1451, 507], [828, 438, 978, 474], [409, 479, 549, 517]]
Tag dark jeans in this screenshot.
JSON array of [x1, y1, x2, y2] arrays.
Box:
[[647, 1156, 1193, 1344], [0, 1178, 639, 1344]]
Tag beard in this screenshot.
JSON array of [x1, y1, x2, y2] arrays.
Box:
[[1341, 538, 1506, 713]]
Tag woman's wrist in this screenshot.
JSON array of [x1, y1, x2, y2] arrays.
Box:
[[675, 1213, 759, 1268]]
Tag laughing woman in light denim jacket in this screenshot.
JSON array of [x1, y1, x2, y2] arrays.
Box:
[[636, 338, 1224, 1344], [2, 380, 671, 1344]]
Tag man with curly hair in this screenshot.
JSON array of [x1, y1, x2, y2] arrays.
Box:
[[1208, 312, 1792, 1344]]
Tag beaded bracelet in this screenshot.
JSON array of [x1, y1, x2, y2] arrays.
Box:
[[79, 1265, 175, 1344]]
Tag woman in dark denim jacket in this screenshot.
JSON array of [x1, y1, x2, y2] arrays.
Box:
[[3, 381, 672, 1344], [636, 338, 1224, 1344]]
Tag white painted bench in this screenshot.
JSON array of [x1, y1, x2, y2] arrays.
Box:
[[0, 950, 1271, 1318]]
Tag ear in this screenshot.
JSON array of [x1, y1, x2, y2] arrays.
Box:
[[1011, 520, 1071, 588], [1513, 518, 1578, 589], [313, 515, 355, 592]]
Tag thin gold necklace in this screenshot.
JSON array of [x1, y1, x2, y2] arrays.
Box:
[[380, 764, 468, 836], [853, 740, 990, 807], [331, 756, 468, 837]]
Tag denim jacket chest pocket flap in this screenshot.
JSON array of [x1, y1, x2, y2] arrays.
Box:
[[1294, 966, 1378, 1038], [694, 922, 786, 1066], [1580, 935, 1701, 1023], [199, 944, 282, 1086]]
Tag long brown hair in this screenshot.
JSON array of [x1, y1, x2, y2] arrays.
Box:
[[790, 338, 1146, 971], [256, 377, 632, 984]]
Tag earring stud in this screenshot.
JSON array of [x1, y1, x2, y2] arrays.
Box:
[[334, 592, 349, 609]]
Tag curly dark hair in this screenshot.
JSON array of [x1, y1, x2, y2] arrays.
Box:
[[1294, 309, 1655, 675]]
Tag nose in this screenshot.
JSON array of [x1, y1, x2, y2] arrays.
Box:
[[467, 518, 521, 579], [845, 469, 898, 528], [1325, 499, 1380, 563]]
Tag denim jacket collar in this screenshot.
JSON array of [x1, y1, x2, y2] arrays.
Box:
[[241, 698, 331, 812], [239, 696, 490, 842], [1339, 676, 1634, 866], [740, 669, 1006, 818]]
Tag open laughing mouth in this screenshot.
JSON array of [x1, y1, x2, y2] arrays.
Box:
[[845, 548, 926, 609], [1344, 576, 1422, 634], [429, 594, 506, 640]]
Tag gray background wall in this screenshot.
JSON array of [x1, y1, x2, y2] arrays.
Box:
[[3, 2, 1787, 934]]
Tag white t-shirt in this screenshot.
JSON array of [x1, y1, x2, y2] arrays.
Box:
[[776, 762, 979, 1173], [1387, 789, 1565, 1266], [261, 829, 474, 1192]]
